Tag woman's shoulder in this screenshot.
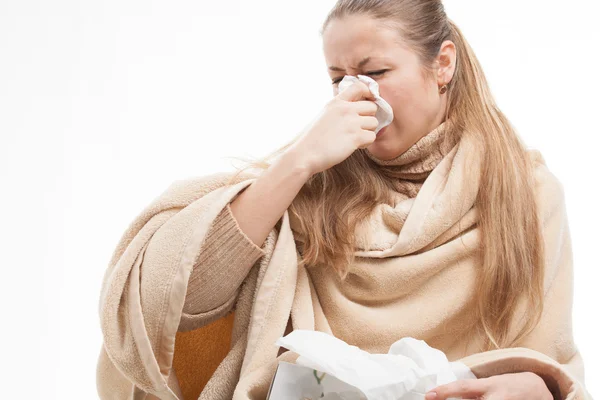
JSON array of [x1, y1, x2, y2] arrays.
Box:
[[143, 170, 258, 212], [526, 148, 566, 222], [163, 170, 258, 197]]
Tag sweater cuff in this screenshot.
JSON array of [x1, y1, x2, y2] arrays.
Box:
[[183, 203, 266, 316], [211, 202, 267, 256]]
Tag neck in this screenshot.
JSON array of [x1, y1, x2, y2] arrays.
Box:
[[365, 120, 459, 197]]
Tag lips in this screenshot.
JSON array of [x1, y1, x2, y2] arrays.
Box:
[[377, 127, 388, 137]]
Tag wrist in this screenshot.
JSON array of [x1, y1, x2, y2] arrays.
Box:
[[278, 148, 315, 179], [522, 372, 554, 400]]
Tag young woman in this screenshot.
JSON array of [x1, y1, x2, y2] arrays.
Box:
[[97, 1, 592, 399]]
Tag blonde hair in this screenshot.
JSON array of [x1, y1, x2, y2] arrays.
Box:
[[228, 0, 544, 351]]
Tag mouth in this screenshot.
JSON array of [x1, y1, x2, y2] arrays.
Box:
[[376, 126, 388, 137]]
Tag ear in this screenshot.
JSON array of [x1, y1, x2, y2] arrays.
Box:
[[435, 40, 457, 86]]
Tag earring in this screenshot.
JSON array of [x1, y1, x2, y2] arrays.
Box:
[[439, 84, 448, 94]]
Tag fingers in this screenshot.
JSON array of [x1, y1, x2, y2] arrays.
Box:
[[426, 378, 489, 400], [360, 116, 379, 131], [356, 129, 376, 149], [336, 81, 375, 102], [351, 100, 378, 116]]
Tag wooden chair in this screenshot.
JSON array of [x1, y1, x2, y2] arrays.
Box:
[[172, 312, 235, 400]]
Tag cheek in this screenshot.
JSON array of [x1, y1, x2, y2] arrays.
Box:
[[379, 82, 420, 118]]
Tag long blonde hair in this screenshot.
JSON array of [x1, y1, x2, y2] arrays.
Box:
[[227, 0, 544, 351]]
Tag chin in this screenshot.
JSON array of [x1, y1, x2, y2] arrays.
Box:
[[369, 127, 410, 159], [367, 140, 399, 161], [366, 146, 399, 161]]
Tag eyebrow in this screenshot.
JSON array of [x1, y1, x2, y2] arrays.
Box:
[[328, 57, 375, 72]]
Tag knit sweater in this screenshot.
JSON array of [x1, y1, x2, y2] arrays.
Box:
[[97, 121, 593, 400]]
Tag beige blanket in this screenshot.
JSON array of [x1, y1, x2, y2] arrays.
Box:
[[96, 133, 592, 399]]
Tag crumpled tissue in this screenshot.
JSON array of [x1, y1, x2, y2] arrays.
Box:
[[275, 330, 476, 400], [334, 74, 394, 135]]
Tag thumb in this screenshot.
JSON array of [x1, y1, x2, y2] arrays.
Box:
[[336, 81, 375, 102]]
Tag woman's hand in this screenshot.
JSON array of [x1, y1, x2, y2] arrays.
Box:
[[425, 372, 553, 400], [287, 80, 379, 176]]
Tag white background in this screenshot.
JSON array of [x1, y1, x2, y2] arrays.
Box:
[[1, 0, 598, 398]]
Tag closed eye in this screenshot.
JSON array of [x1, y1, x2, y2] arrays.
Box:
[[367, 69, 387, 77], [331, 69, 388, 85]]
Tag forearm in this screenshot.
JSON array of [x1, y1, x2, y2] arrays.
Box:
[[230, 150, 312, 248]]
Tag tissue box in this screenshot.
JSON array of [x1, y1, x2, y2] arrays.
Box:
[[266, 361, 366, 400], [270, 331, 476, 400]]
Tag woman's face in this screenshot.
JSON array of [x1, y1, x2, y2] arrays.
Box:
[[322, 15, 455, 160]]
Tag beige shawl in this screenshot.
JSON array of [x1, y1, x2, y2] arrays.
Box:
[[97, 122, 592, 399]]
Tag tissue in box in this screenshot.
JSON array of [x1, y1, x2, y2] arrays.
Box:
[[268, 330, 475, 400], [266, 361, 365, 400]]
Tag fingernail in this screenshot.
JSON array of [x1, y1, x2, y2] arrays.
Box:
[[425, 392, 437, 400]]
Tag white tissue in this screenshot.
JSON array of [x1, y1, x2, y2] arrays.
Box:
[[275, 330, 475, 400], [334, 74, 394, 135]]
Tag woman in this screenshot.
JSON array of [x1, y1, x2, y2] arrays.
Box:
[[97, 1, 592, 399]]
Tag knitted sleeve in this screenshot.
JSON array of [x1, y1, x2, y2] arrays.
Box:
[[181, 202, 267, 318]]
